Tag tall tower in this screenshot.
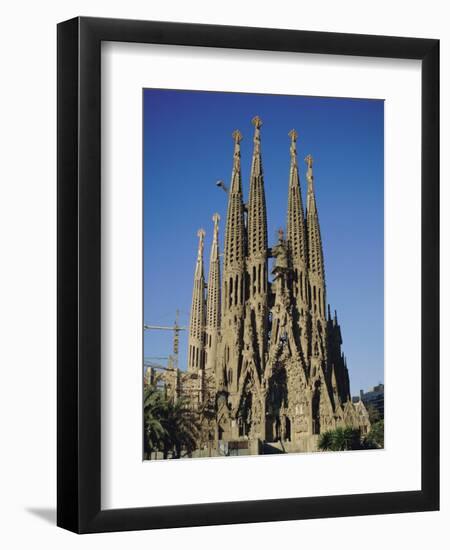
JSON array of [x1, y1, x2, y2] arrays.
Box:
[[205, 213, 221, 380], [181, 122, 368, 451], [246, 116, 268, 372], [187, 228, 206, 372], [305, 154, 327, 370], [220, 130, 246, 396], [286, 129, 309, 358]]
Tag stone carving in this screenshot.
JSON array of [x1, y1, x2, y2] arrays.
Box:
[[180, 120, 369, 454]]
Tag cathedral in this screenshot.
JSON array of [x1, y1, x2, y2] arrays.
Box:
[[164, 116, 369, 455]]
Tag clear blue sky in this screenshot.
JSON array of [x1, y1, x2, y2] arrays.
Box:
[[143, 89, 384, 395]]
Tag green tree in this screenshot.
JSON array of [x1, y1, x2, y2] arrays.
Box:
[[318, 422, 385, 452], [160, 397, 201, 459], [143, 385, 167, 459], [318, 427, 363, 451], [365, 403, 381, 423], [318, 430, 334, 451], [364, 419, 384, 449]]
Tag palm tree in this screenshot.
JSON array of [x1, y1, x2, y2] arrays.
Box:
[[318, 430, 334, 451], [143, 385, 166, 459], [160, 398, 201, 459], [318, 427, 362, 451], [338, 427, 362, 450]]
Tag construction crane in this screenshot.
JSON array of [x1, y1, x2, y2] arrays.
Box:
[[216, 179, 228, 194], [144, 310, 187, 371], [216, 179, 247, 212]]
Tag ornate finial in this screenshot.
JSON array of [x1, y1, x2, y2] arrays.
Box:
[[232, 130, 242, 161], [305, 154, 314, 182], [251, 116, 262, 153], [212, 213, 220, 238], [197, 228, 205, 256], [289, 129, 298, 160], [252, 115, 262, 129], [232, 129, 242, 144], [230, 131, 242, 193]]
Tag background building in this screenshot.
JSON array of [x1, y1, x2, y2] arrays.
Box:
[[355, 383, 385, 419]]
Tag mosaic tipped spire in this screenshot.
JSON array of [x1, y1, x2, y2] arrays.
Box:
[[286, 129, 307, 266], [248, 116, 267, 256]]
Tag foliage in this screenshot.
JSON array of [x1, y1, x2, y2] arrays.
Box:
[[317, 430, 334, 451], [143, 385, 166, 459], [159, 397, 201, 459], [365, 403, 381, 423], [318, 427, 363, 451], [364, 420, 384, 449], [318, 421, 384, 452], [143, 385, 201, 459]]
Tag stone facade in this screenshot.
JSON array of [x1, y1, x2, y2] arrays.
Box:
[[173, 118, 368, 454]]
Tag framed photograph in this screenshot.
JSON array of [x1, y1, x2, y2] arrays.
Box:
[[57, 17, 439, 533]]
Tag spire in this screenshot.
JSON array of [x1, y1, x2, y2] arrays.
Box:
[[305, 154, 325, 281], [221, 131, 246, 394], [211, 213, 220, 260], [230, 129, 243, 194], [187, 229, 206, 372], [246, 116, 269, 372], [195, 228, 205, 278], [205, 214, 221, 378], [223, 130, 246, 271], [286, 129, 307, 265], [206, 213, 221, 331], [247, 116, 268, 256]]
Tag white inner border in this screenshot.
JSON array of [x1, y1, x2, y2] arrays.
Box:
[[101, 42, 421, 510]]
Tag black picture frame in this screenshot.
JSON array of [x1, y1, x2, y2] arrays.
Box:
[[57, 16, 439, 533]]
